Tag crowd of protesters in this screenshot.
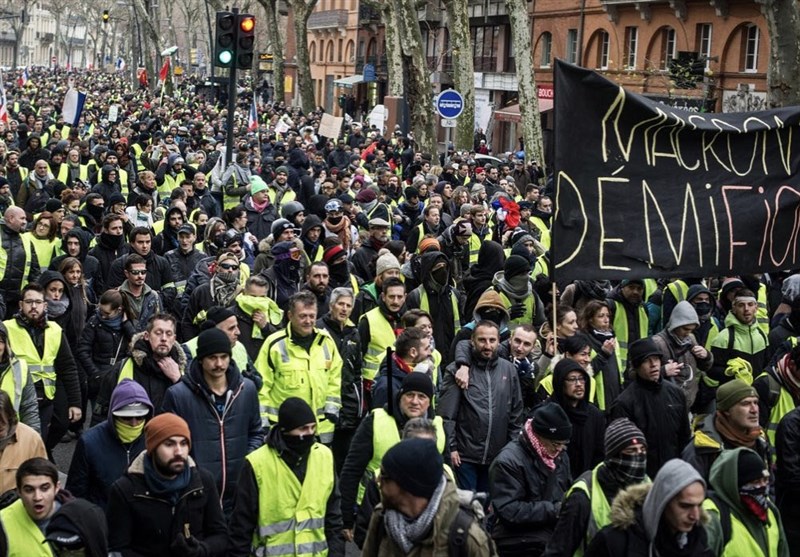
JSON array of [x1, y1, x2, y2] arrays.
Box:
[[0, 66, 794, 556]]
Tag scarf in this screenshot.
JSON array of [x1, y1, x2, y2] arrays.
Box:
[[251, 197, 270, 213], [524, 419, 560, 470], [46, 298, 70, 318], [211, 272, 241, 307], [143, 454, 192, 505], [383, 476, 446, 554], [740, 484, 769, 522], [775, 355, 800, 400], [98, 310, 123, 331], [605, 453, 648, 486], [714, 411, 762, 448], [236, 295, 284, 338], [324, 216, 351, 250]]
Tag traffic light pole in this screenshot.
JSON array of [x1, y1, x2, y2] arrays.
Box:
[[224, 6, 239, 167]]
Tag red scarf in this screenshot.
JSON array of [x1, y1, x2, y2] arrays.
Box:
[[524, 419, 561, 470]]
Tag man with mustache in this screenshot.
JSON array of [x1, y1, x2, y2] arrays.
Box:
[[107, 413, 229, 556]]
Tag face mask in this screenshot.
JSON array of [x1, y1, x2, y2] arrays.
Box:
[[693, 301, 712, 318], [740, 483, 768, 509], [669, 330, 694, 347], [196, 224, 206, 240], [115, 419, 145, 443], [327, 216, 342, 225], [283, 432, 315, 456], [606, 452, 648, 486], [47, 298, 69, 318], [87, 204, 104, 220], [102, 232, 124, 249], [431, 266, 448, 286], [216, 270, 239, 284]]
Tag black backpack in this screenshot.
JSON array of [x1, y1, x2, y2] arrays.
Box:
[[448, 491, 497, 557]]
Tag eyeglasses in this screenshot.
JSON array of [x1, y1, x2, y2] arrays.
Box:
[[565, 376, 587, 384], [127, 269, 147, 276], [22, 299, 45, 306], [218, 262, 239, 270]]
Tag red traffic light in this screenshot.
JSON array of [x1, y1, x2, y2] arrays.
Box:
[[239, 16, 255, 33]]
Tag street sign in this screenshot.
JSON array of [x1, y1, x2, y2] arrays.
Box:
[[441, 118, 457, 128], [436, 89, 464, 119]]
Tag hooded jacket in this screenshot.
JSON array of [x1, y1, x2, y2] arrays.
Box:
[[462, 241, 506, 319], [709, 311, 768, 384], [586, 460, 714, 557], [152, 206, 184, 256], [161, 357, 263, 515], [705, 448, 789, 557], [45, 499, 108, 557], [66, 378, 153, 509], [0, 322, 40, 432]]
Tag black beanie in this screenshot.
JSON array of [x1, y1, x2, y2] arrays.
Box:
[[195, 328, 231, 360], [381, 438, 443, 499], [399, 372, 434, 400], [206, 306, 235, 325], [278, 397, 317, 432], [532, 402, 573, 441], [504, 255, 531, 280], [737, 449, 767, 487]]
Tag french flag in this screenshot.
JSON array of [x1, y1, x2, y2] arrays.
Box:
[[248, 96, 258, 132], [16, 67, 28, 87], [62, 87, 87, 126]]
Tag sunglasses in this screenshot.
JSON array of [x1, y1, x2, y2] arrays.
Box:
[[128, 269, 147, 276], [218, 262, 239, 270]]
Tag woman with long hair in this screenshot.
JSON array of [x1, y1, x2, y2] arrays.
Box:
[[58, 257, 94, 346], [25, 211, 58, 269], [579, 300, 623, 412]]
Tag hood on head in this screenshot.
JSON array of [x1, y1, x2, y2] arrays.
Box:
[[61, 229, 90, 259], [686, 284, 714, 304], [166, 206, 184, 228], [667, 300, 700, 332], [551, 358, 590, 406], [708, 447, 763, 517], [38, 270, 68, 291], [473, 290, 510, 323], [418, 251, 449, 284], [301, 215, 323, 239], [101, 164, 115, 181], [476, 241, 506, 273], [642, 459, 706, 541], [108, 378, 154, 421]]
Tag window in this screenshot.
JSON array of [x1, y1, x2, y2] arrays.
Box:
[[697, 23, 712, 68], [566, 29, 578, 64], [743, 24, 759, 72], [624, 26, 638, 69], [338, 39, 343, 62], [597, 30, 609, 69], [662, 28, 676, 69], [540, 32, 552, 68], [470, 26, 500, 71]]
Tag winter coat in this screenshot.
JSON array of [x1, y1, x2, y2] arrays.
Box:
[[119, 281, 163, 333], [107, 248, 177, 311], [776, 407, 800, 550], [488, 433, 572, 551], [438, 349, 523, 465], [165, 246, 207, 290], [317, 314, 364, 430], [609, 376, 691, 479], [709, 312, 768, 384], [0, 223, 40, 295], [88, 234, 129, 295], [243, 194, 279, 241], [49, 229, 101, 292], [350, 238, 383, 283], [161, 359, 263, 514], [107, 452, 230, 556], [75, 312, 136, 394]]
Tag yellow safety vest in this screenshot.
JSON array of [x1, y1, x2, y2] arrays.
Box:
[[612, 301, 648, 372], [160, 170, 185, 195], [468, 234, 482, 265], [564, 465, 612, 557], [132, 143, 146, 171], [247, 442, 333, 557], [756, 284, 769, 337], [224, 174, 243, 209], [762, 376, 796, 446], [0, 499, 53, 557], [538, 372, 597, 405], [268, 186, 296, 209], [3, 320, 60, 400], [360, 308, 396, 381], [183, 337, 250, 372], [497, 291, 534, 327], [28, 235, 57, 270], [360, 408, 445, 504], [418, 289, 460, 332], [666, 280, 689, 306], [0, 231, 33, 288], [530, 216, 551, 250], [0, 358, 28, 417], [702, 498, 781, 557], [57, 163, 89, 185]]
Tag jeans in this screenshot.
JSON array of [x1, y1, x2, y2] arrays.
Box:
[[454, 461, 491, 493]]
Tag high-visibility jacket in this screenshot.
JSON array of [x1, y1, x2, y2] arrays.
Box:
[[756, 283, 769, 337], [418, 288, 460, 332], [564, 464, 612, 557], [0, 499, 53, 557], [0, 230, 33, 289], [530, 216, 551, 250], [183, 337, 250, 372], [359, 408, 445, 504], [247, 442, 333, 557], [359, 308, 396, 381], [255, 326, 343, 443], [758, 371, 796, 446], [538, 371, 597, 405], [4, 319, 60, 400], [131, 143, 146, 172], [0, 358, 29, 417], [612, 300, 648, 372], [57, 163, 89, 186], [267, 186, 296, 209], [160, 170, 186, 195], [497, 290, 534, 327], [702, 497, 781, 557]]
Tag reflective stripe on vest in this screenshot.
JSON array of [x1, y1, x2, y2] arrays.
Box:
[[613, 301, 648, 372], [0, 359, 27, 416], [564, 464, 612, 557], [0, 231, 32, 288], [419, 288, 460, 332], [132, 143, 146, 171], [3, 320, 60, 400], [766, 382, 795, 446], [0, 499, 53, 557], [361, 308, 396, 381], [247, 443, 333, 557], [757, 284, 769, 336], [667, 280, 689, 305], [468, 234, 481, 265]]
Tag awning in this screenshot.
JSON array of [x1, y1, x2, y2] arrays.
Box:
[[493, 99, 554, 123], [333, 75, 364, 88]]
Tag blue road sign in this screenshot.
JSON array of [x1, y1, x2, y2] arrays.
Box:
[[436, 90, 464, 119]]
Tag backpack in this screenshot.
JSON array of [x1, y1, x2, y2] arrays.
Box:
[[449, 490, 498, 557]]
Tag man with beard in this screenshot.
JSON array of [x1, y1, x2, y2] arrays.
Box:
[[88, 214, 128, 295], [359, 278, 406, 386], [192, 172, 221, 219], [107, 413, 229, 556], [303, 261, 332, 315], [607, 279, 649, 373], [352, 248, 399, 321], [184, 251, 242, 340], [544, 418, 649, 557], [371, 327, 433, 409], [351, 218, 391, 283], [119, 254, 163, 333], [152, 206, 185, 256], [0, 207, 40, 315], [165, 224, 206, 298], [229, 397, 344, 557]]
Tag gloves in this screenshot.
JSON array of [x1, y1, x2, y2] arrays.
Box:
[[516, 358, 533, 379], [324, 412, 339, 426], [171, 534, 209, 557], [509, 303, 526, 319]]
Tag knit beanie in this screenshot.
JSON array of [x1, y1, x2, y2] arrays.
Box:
[[250, 175, 269, 195], [532, 402, 573, 441], [604, 418, 647, 458], [145, 413, 191, 454], [628, 337, 662, 369], [504, 255, 531, 280], [323, 244, 345, 265], [375, 249, 401, 277], [737, 449, 768, 486], [716, 379, 757, 412], [620, 279, 645, 288], [381, 438, 443, 499], [195, 328, 231, 360], [720, 277, 744, 298], [272, 218, 294, 237], [205, 306, 235, 325], [278, 397, 317, 432], [399, 372, 434, 400], [275, 165, 289, 175], [45, 199, 63, 213], [418, 237, 441, 254], [510, 228, 534, 247]]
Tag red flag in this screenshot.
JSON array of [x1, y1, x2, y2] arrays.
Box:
[[158, 59, 170, 85]]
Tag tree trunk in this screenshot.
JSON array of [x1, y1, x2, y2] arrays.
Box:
[[383, 2, 403, 97], [395, 0, 436, 155], [758, 0, 800, 107], [131, 0, 160, 90], [289, 0, 317, 111], [441, 0, 475, 151], [505, 0, 544, 164], [257, 0, 285, 104]]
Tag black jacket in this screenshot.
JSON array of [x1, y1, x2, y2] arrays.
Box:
[[243, 194, 279, 241], [489, 433, 573, 550], [317, 314, 364, 430], [438, 349, 523, 465], [75, 312, 136, 392], [609, 376, 691, 479], [0, 223, 40, 294], [350, 238, 383, 283], [107, 452, 229, 556], [165, 246, 207, 289], [107, 248, 177, 311], [88, 233, 129, 295], [49, 229, 101, 293]]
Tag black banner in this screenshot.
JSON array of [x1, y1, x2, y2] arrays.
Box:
[[552, 60, 800, 280]]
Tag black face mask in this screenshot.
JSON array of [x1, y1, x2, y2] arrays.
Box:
[[693, 301, 712, 317], [327, 216, 342, 225], [282, 432, 315, 456], [87, 204, 104, 220], [196, 224, 206, 240], [101, 232, 124, 249]]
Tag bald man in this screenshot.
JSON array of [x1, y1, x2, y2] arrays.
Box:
[[0, 207, 39, 317]]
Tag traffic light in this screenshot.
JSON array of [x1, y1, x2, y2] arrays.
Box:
[[236, 14, 255, 70], [102, 9, 109, 23], [215, 11, 235, 68]]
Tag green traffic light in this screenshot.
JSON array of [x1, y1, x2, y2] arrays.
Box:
[[218, 50, 233, 65]]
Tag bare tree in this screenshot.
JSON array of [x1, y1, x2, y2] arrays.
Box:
[[256, 0, 285, 103], [286, 0, 317, 111], [440, 0, 475, 151], [757, 0, 800, 107], [505, 0, 543, 164], [7, 1, 34, 69]]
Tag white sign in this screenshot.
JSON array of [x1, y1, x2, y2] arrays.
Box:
[[441, 118, 457, 128], [108, 104, 119, 123]]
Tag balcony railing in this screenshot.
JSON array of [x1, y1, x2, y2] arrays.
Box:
[[358, 5, 380, 24], [308, 9, 348, 30]]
